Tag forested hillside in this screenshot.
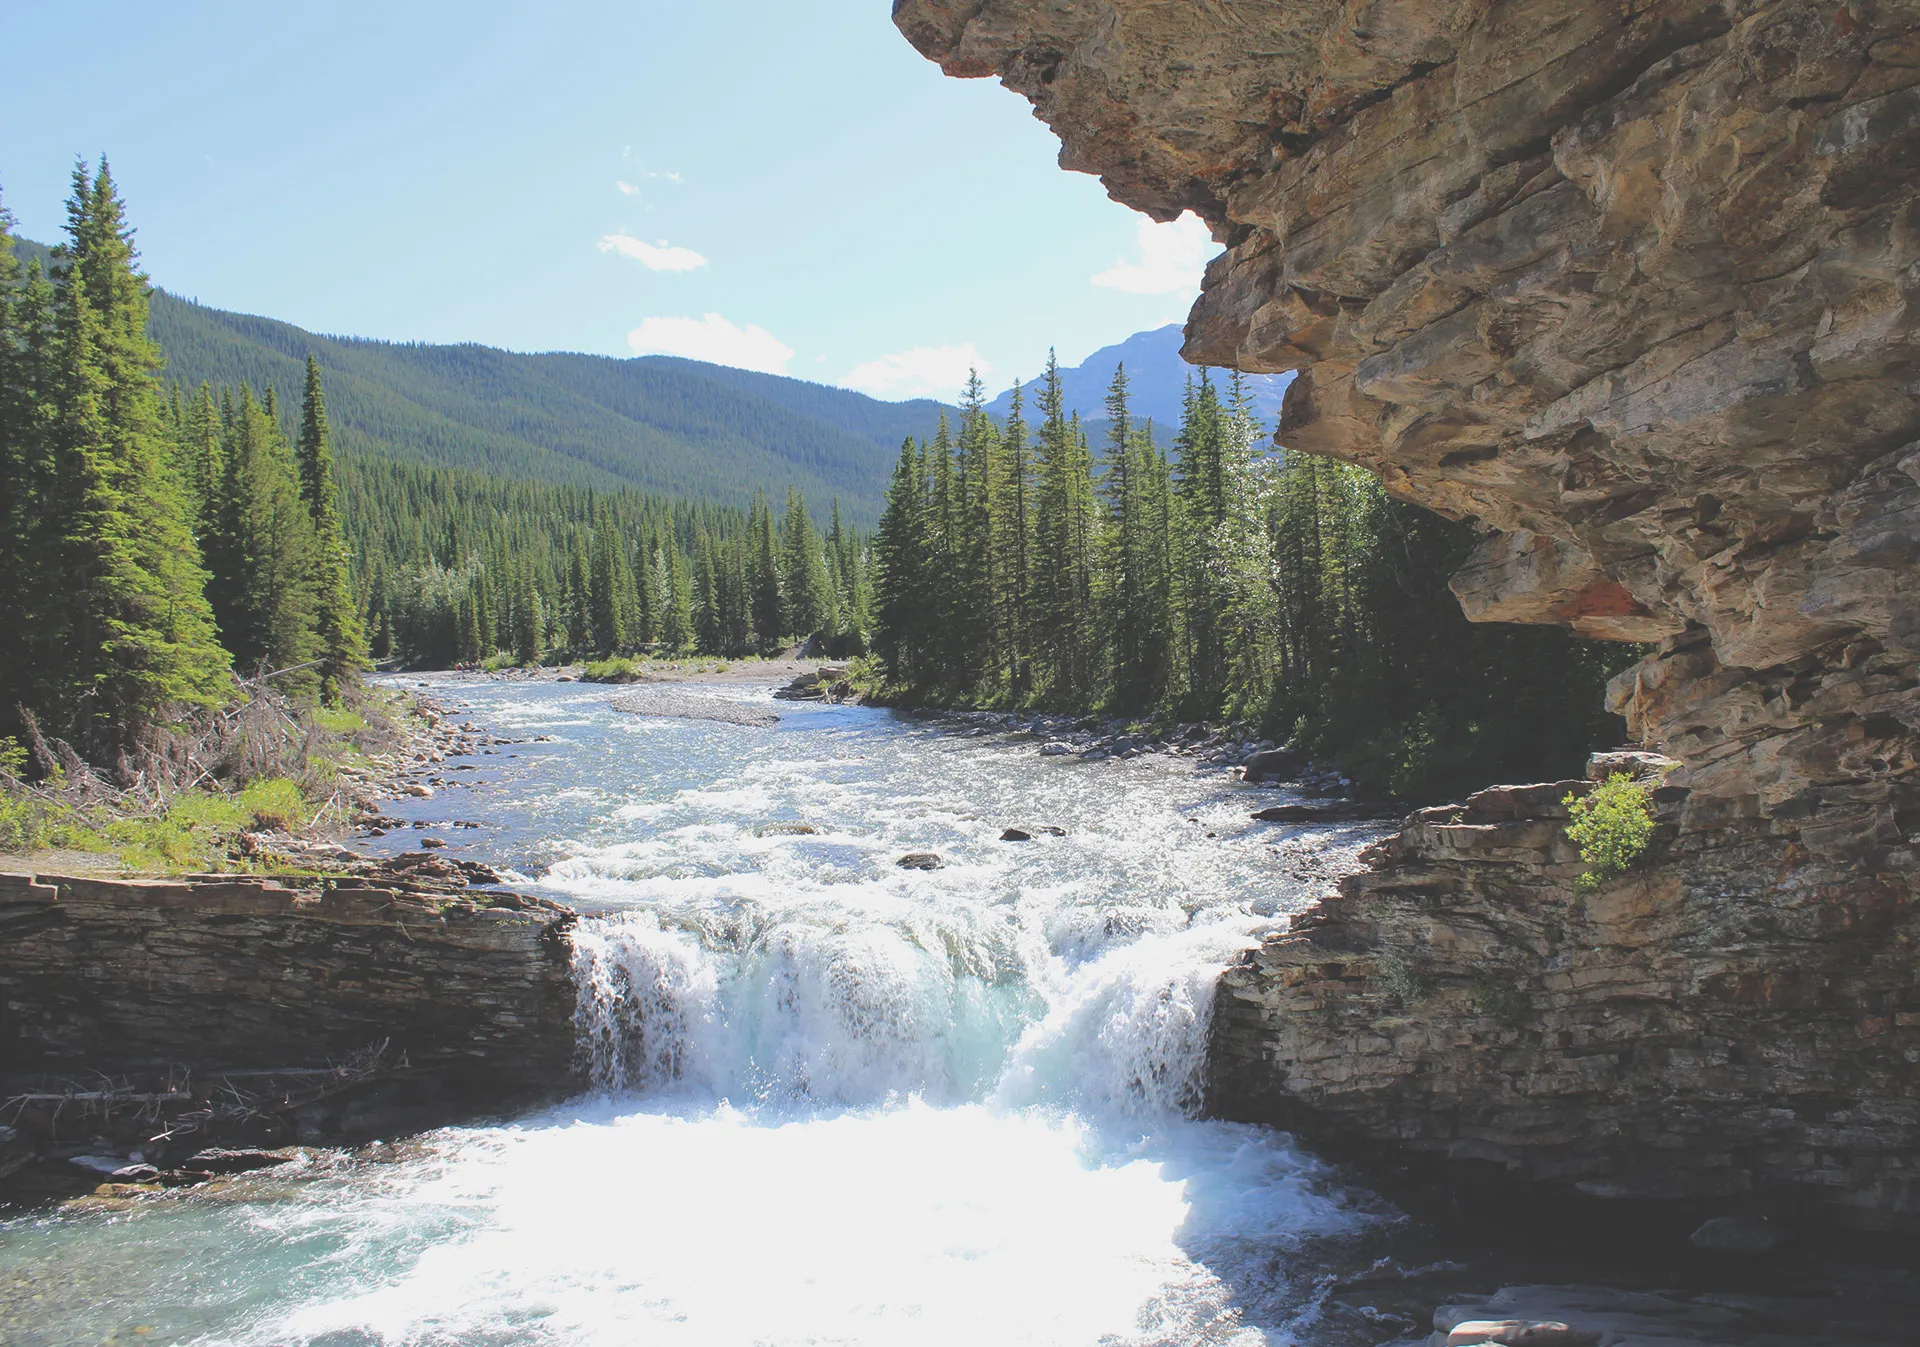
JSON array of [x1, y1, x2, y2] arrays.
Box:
[[15, 238, 935, 522]]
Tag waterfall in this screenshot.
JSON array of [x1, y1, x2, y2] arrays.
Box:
[[567, 892, 1238, 1122]]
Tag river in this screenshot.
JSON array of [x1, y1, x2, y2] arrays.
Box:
[[0, 675, 1405, 1346]]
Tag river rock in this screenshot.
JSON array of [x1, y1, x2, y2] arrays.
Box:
[[1447, 1321, 1595, 1347], [1688, 1214, 1790, 1256], [1239, 748, 1305, 784], [1000, 828, 1034, 842], [183, 1148, 299, 1175], [419, 836, 446, 849], [404, 783, 434, 798], [758, 821, 821, 836], [0, 1126, 33, 1180], [1585, 750, 1679, 783], [1038, 741, 1073, 756], [1424, 1284, 1911, 1347], [896, 853, 944, 870], [1249, 803, 1383, 824]]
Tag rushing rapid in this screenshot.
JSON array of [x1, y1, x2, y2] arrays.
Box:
[[0, 676, 1394, 1346]]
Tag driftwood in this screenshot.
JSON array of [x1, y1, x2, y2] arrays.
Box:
[[2, 1039, 402, 1146]]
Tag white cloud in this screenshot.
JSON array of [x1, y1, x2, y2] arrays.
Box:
[[599, 232, 708, 272], [625, 313, 794, 375], [616, 171, 681, 196], [1091, 211, 1216, 295], [841, 343, 988, 402]]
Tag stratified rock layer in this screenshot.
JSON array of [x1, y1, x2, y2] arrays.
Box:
[[897, 0, 1920, 1224], [0, 872, 581, 1096], [1209, 776, 1920, 1228]]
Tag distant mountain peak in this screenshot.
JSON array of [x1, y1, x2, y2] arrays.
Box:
[[985, 325, 1293, 431]]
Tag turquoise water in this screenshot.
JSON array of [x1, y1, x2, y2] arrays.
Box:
[[0, 676, 1393, 1346]]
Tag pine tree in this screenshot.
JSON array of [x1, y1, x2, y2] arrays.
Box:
[[39, 162, 228, 746], [588, 505, 625, 655], [992, 382, 1033, 693], [213, 387, 320, 682], [952, 371, 998, 688], [564, 527, 591, 652], [1030, 352, 1096, 697], [1100, 364, 1155, 709], [692, 527, 722, 653], [0, 188, 35, 723], [780, 487, 830, 640], [749, 491, 783, 651], [662, 539, 694, 651], [295, 357, 368, 699], [873, 438, 928, 683], [514, 565, 545, 665]]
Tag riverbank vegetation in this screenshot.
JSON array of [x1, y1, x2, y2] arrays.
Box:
[[0, 166, 368, 763], [345, 465, 873, 668], [0, 168, 395, 868], [867, 362, 1635, 799]]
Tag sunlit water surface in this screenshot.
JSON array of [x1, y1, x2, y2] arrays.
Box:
[[0, 676, 1397, 1346]]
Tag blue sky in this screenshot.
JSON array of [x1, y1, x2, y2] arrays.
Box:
[[0, 1, 1217, 401]]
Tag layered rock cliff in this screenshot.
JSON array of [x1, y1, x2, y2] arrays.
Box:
[[0, 871, 581, 1108], [896, 0, 1920, 1225]]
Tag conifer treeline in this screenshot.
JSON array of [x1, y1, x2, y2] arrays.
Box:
[[872, 359, 1633, 799], [341, 461, 872, 668], [0, 164, 366, 757]]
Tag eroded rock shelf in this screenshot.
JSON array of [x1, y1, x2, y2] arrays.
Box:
[[0, 871, 580, 1102]]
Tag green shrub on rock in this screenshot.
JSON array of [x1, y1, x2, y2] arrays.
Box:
[[1564, 773, 1656, 891]]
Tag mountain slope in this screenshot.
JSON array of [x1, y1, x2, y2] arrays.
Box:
[[14, 238, 934, 522], [148, 297, 932, 521], [987, 325, 1293, 432], [18, 239, 1279, 517]]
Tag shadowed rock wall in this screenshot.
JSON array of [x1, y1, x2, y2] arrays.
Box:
[[896, 0, 1920, 1225], [0, 872, 581, 1098]]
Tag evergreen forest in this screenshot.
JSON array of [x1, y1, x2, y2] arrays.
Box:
[[869, 363, 1635, 800], [0, 165, 367, 757], [0, 169, 1631, 802]]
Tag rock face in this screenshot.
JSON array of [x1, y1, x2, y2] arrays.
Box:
[[897, 0, 1920, 1225], [0, 871, 581, 1097], [1209, 774, 1920, 1228]]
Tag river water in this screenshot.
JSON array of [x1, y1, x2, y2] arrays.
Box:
[[0, 676, 1404, 1347]]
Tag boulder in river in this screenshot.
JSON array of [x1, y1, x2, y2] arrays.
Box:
[[1689, 1214, 1790, 1256], [183, 1148, 300, 1176], [1039, 741, 1073, 756], [1248, 803, 1384, 824], [1446, 1320, 1597, 1347], [758, 821, 821, 837], [896, 853, 944, 870], [1238, 748, 1305, 784], [1000, 828, 1033, 842]]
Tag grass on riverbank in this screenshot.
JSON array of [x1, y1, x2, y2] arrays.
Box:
[[0, 682, 411, 875]]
